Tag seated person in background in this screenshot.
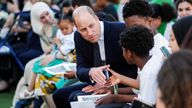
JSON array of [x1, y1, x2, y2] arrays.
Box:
[[122, 0, 171, 60], [156, 50, 192, 108], [96, 25, 162, 108], [175, 0, 192, 19], [19, 13, 77, 99], [169, 16, 192, 53], [150, 3, 176, 41], [92, 0, 118, 20], [62, 1, 73, 15]]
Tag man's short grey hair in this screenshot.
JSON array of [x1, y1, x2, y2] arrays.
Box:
[[72, 6, 96, 20]]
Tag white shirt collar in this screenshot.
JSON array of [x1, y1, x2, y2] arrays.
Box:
[[97, 21, 106, 61], [99, 21, 104, 41]]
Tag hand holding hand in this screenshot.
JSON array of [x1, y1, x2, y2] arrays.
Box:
[[105, 68, 121, 87]]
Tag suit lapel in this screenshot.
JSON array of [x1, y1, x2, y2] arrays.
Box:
[[103, 21, 111, 64]]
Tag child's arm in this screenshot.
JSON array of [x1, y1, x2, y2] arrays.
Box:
[[53, 37, 62, 48], [96, 94, 136, 106], [106, 68, 139, 89]]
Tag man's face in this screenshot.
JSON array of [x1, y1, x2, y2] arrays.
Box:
[[74, 12, 100, 43], [124, 15, 150, 28]]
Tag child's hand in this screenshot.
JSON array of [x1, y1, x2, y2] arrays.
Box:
[[53, 37, 61, 47], [105, 68, 121, 87], [40, 54, 54, 66], [45, 47, 52, 55], [95, 94, 117, 106]]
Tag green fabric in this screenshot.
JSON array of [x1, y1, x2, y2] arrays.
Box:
[[150, 0, 174, 6], [114, 4, 119, 12], [52, 26, 58, 38], [33, 59, 63, 78], [157, 21, 167, 36], [55, 78, 79, 89]]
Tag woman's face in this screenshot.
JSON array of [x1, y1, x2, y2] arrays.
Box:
[[178, 1, 192, 18], [169, 29, 180, 52], [40, 11, 54, 25]]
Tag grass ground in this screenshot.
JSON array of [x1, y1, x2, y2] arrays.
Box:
[[0, 88, 15, 108]]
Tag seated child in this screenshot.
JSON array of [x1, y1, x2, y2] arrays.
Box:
[[19, 14, 77, 99], [96, 25, 163, 107]]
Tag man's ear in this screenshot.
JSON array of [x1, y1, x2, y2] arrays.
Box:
[[145, 17, 152, 25], [126, 49, 132, 58], [95, 15, 99, 21]]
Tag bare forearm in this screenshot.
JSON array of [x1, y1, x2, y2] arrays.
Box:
[[119, 75, 139, 89], [114, 94, 136, 103], [55, 53, 64, 59], [118, 87, 133, 94]]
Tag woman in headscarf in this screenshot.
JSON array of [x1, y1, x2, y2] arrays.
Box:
[[28, 1, 77, 98], [181, 27, 192, 50], [169, 16, 192, 52], [14, 2, 77, 108]]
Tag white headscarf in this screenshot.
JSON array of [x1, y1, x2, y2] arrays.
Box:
[[30, 2, 54, 35]]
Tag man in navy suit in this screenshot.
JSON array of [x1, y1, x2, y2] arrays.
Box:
[[52, 6, 137, 108]]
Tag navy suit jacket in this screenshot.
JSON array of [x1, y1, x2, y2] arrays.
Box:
[[74, 21, 137, 84]]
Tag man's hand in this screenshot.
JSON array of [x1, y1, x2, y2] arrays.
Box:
[[40, 54, 55, 66], [82, 83, 105, 93], [95, 94, 116, 106], [82, 85, 95, 93], [89, 65, 110, 85], [92, 87, 113, 95]]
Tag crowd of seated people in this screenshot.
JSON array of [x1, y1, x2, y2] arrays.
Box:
[[0, 0, 192, 108]]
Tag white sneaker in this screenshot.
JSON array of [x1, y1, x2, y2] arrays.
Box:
[[19, 89, 35, 100]]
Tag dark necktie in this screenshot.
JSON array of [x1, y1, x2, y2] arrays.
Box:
[[93, 42, 109, 79], [93, 42, 103, 67]]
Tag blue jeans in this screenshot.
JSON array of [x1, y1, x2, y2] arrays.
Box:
[[52, 83, 89, 108], [15, 97, 43, 108]]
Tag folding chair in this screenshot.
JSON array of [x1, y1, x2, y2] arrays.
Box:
[[0, 11, 31, 71]]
